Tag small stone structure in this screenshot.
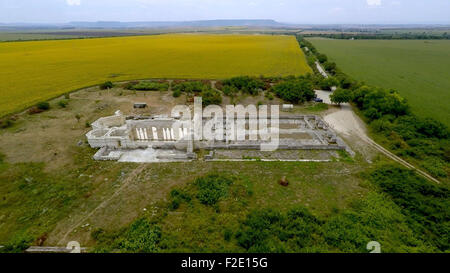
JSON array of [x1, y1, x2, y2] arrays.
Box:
[[86, 110, 353, 163]]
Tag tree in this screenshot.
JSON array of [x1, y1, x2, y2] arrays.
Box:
[[272, 79, 315, 104], [100, 81, 114, 90], [324, 62, 337, 75], [317, 53, 328, 63], [330, 88, 352, 105]]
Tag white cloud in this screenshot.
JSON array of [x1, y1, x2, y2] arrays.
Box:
[[367, 0, 381, 6], [66, 0, 81, 6]]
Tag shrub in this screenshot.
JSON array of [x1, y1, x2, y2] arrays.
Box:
[[129, 82, 169, 91], [118, 218, 162, 253], [317, 53, 328, 63], [36, 102, 50, 110], [201, 88, 222, 107], [195, 174, 233, 206], [368, 165, 450, 251], [0, 118, 13, 129], [222, 85, 239, 97], [58, 99, 68, 108], [172, 89, 182, 98], [100, 81, 114, 90], [173, 81, 206, 93], [222, 76, 265, 95], [318, 77, 339, 91], [330, 88, 352, 105], [123, 81, 140, 90], [2, 233, 34, 253], [272, 79, 315, 104]]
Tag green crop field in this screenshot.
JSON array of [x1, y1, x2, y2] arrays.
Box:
[[308, 38, 450, 126], [0, 34, 311, 117]]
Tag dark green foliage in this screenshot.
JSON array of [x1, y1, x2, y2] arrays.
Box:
[[173, 81, 206, 93], [330, 88, 352, 104], [117, 218, 162, 253], [36, 101, 50, 110], [368, 165, 450, 251], [235, 207, 323, 252], [224, 229, 233, 241], [272, 78, 315, 104], [2, 233, 34, 253], [300, 33, 450, 40], [317, 53, 328, 63], [323, 62, 337, 75], [222, 76, 265, 95], [201, 88, 222, 106], [194, 174, 233, 206], [0, 118, 14, 129], [99, 81, 114, 90], [169, 189, 192, 210], [222, 85, 239, 97], [172, 89, 181, 98], [58, 99, 68, 108], [127, 81, 169, 91], [318, 76, 338, 91]]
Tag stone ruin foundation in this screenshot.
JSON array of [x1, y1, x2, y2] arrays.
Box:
[[86, 110, 354, 163]]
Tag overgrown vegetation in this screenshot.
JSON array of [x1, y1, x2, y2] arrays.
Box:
[[221, 76, 265, 95], [90, 169, 446, 253], [367, 165, 449, 251], [125, 81, 169, 91], [271, 77, 315, 104], [301, 32, 450, 40], [99, 81, 114, 90], [173, 81, 208, 93]]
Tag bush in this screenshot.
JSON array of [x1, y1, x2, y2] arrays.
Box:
[[173, 81, 206, 93], [317, 53, 328, 63], [323, 62, 337, 75], [172, 89, 182, 98], [195, 174, 233, 206], [100, 81, 114, 90], [118, 218, 162, 253], [58, 99, 68, 108], [201, 88, 222, 107], [318, 77, 339, 91], [128, 82, 169, 91], [36, 102, 50, 111], [272, 79, 315, 104], [330, 88, 352, 105], [222, 85, 239, 97], [222, 76, 265, 95], [368, 165, 450, 251], [2, 233, 34, 253], [0, 118, 13, 129]]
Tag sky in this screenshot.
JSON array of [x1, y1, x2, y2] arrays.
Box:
[[0, 0, 449, 24]]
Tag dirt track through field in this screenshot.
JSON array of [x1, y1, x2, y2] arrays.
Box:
[[323, 103, 441, 184]]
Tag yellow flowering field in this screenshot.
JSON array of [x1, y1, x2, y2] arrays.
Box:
[[0, 34, 311, 116]]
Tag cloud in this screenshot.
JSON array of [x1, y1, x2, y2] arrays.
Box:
[[367, 0, 381, 6], [66, 0, 81, 6]]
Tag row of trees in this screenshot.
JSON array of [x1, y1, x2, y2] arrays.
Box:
[[301, 33, 450, 40]]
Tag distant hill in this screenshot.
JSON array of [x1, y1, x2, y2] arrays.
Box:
[[0, 20, 289, 30], [67, 20, 287, 28]]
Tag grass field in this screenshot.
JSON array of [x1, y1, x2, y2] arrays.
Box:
[[0, 34, 310, 117], [308, 38, 450, 126]]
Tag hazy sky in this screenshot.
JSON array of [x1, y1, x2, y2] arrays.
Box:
[[0, 0, 449, 24]]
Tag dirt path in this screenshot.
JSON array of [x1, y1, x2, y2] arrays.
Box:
[[323, 103, 441, 184], [57, 164, 146, 245]]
